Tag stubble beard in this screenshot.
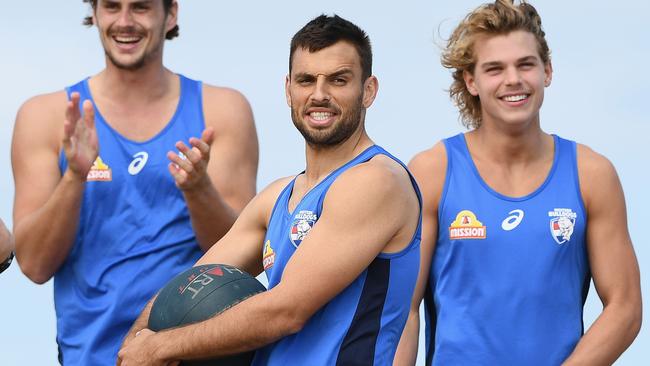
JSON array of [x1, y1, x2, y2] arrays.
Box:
[[103, 25, 165, 71], [291, 95, 364, 148]]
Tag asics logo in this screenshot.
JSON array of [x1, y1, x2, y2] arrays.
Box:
[[501, 209, 524, 231], [128, 151, 149, 175]]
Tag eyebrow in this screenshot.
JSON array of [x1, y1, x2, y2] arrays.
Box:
[[327, 68, 354, 78], [293, 68, 354, 80], [479, 55, 539, 69]]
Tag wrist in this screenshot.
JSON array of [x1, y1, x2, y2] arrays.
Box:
[[63, 167, 88, 185], [150, 331, 175, 362], [180, 175, 214, 195]]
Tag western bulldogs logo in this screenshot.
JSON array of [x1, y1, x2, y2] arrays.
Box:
[[290, 210, 318, 247], [548, 208, 577, 244]]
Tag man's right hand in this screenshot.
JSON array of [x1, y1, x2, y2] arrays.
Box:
[[62, 92, 98, 180]]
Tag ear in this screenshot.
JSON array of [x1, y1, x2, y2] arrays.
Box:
[[544, 60, 553, 87], [362, 75, 379, 108], [165, 1, 179, 34], [463, 70, 479, 96], [285, 75, 292, 108]]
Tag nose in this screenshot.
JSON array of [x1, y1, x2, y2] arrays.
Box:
[[310, 75, 330, 103], [504, 66, 522, 86], [116, 8, 135, 27]]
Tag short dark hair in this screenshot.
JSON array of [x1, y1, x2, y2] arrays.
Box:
[[290, 14, 372, 80], [82, 0, 179, 40]]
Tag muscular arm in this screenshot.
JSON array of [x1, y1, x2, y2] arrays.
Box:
[[394, 143, 447, 365], [119, 159, 419, 364], [119, 177, 289, 357], [0, 219, 13, 265], [170, 86, 258, 251], [562, 145, 642, 365], [12, 92, 98, 284]]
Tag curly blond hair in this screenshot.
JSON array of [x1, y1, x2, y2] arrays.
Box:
[[442, 0, 550, 129]]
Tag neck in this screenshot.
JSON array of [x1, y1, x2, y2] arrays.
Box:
[[91, 57, 173, 104], [468, 118, 551, 165], [302, 128, 373, 187]]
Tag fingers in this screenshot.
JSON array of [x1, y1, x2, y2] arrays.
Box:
[[188, 138, 210, 161], [82, 99, 95, 130], [167, 150, 194, 173], [167, 129, 214, 190], [175, 141, 206, 166], [64, 93, 81, 142], [200, 127, 215, 146], [168, 162, 183, 184]]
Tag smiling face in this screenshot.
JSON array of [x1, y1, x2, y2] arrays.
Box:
[[286, 41, 377, 148], [463, 30, 552, 130], [94, 0, 177, 70]]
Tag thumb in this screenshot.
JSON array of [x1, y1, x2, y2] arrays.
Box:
[[201, 127, 215, 146]]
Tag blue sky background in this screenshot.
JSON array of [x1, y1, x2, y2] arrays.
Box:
[[0, 1, 648, 364]]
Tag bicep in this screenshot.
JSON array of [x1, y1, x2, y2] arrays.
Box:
[[407, 143, 446, 310], [196, 197, 266, 276], [581, 155, 639, 304], [12, 98, 62, 225], [274, 169, 412, 319], [196, 178, 290, 276], [204, 89, 258, 213]]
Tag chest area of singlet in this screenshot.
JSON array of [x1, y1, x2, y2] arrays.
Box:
[[440, 196, 585, 248], [436, 167, 587, 288], [262, 189, 324, 287], [440, 136, 586, 252]]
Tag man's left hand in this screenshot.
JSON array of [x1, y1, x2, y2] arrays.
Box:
[[167, 127, 215, 191], [117, 328, 178, 366]]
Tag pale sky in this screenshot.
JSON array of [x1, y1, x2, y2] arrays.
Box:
[[0, 1, 648, 364]]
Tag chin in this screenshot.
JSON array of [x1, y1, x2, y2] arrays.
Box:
[[107, 54, 147, 70]]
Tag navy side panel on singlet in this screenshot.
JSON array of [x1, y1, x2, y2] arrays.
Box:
[[55, 75, 205, 365], [253, 145, 421, 366], [425, 133, 590, 366]]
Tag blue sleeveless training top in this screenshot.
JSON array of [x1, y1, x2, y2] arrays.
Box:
[[55, 75, 205, 365], [424, 133, 590, 365], [253, 145, 421, 366]]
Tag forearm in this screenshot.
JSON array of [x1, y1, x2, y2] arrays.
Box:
[[393, 308, 420, 366], [124, 297, 155, 346], [153, 290, 300, 362], [14, 170, 85, 283], [563, 301, 642, 366], [183, 179, 238, 252]]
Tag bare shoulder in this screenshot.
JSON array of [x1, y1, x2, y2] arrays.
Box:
[[576, 143, 621, 209], [331, 153, 415, 204], [251, 176, 295, 222], [16, 91, 68, 126], [14, 90, 68, 149], [408, 142, 447, 178], [576, 143, 617, 177], [408, 141, 447, 204], [201, 83, 254, 130], [259, 176, 295, 202]]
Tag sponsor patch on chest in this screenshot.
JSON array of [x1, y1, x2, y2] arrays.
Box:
[[289, 210, 318, 247], [548, 208, 577, 244], [262, 240, 275, 270], [86, 156, 112, 181], [449, 210, 486, 240]]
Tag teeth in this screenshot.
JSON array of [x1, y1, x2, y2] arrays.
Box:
[[115, 36, 140, 43], [310, 112, 333, 121], [503, 94, 528, 102]]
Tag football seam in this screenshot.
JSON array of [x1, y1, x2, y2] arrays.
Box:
[[177, 278, 265, 326]]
